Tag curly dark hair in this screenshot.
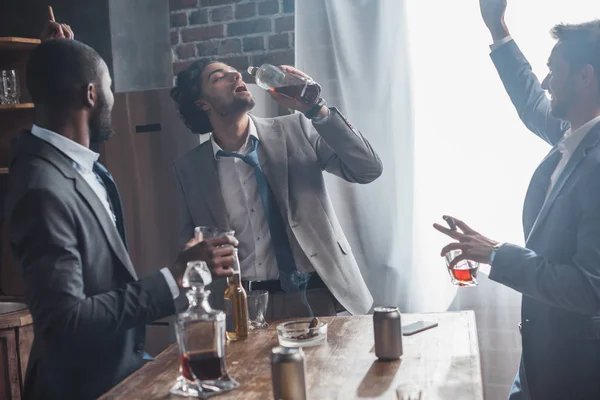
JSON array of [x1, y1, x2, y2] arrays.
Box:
[[171, 58, 217, 135]]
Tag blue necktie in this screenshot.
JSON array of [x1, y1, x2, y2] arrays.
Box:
[[93, 162, 128, 248], [216, 136, 310, 293]]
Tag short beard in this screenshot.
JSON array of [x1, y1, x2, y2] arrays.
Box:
[[550, 77, 577, 120], [550, 101, 570, 120], [213, 96, 256, 118], [89, 105, 114, 144]]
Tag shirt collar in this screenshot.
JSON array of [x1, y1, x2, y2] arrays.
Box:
[[559, 115, 600, 155], [211, 117, 259, 160], [30, 124, 99, 171]]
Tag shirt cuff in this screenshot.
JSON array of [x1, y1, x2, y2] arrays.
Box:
[[312, 107, 331, 124], [489, 35, 513, 52], [160, 267, 180, 299], [481, 242, 505, 276], [489, 243, 503, 265]]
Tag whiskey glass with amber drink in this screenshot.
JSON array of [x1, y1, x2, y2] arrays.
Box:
[[445, 250, 479, 287]]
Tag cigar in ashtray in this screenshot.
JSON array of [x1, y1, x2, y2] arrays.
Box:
[[48, 5, 55, 22], [291, 318, 320, 340]]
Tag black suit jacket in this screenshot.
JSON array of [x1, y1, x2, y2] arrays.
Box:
[[5, 132, 179, 400], [490, 40, 600, 398]]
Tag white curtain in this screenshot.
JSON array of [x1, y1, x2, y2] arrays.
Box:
[[296, 0, 418, 311], [296, 1, 600, 399]]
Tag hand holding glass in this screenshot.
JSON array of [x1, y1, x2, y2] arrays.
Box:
[[445, 249, 479, 287]]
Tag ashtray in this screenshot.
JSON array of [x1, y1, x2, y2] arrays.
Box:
[[276, 318, 328, 348]]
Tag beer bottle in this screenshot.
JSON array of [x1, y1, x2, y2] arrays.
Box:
[[223, 249, 249, 340]]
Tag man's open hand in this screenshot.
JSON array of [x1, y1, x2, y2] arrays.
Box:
[[433, 216, 499, 268]]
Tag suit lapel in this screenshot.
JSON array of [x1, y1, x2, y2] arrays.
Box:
[[73, 175, 138, 280], [188, 143, 229, 229], [526, 124, 600, 244], [15, 133, 138, 280], [251, 115, 290, 217], [522, 148, 561, 238]]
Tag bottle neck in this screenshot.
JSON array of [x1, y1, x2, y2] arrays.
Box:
[[228, 249, 242, 287], [227, 272, 241, 286]]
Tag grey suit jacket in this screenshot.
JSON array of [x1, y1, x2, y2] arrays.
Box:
[[5, 132, 180, 400], [174, 108, 382, 315], [489, 40, 600, 398]]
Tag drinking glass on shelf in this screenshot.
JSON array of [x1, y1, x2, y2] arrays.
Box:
[[0, 70, 8, 104], [2, 70, 20, 104], [247, 290, 269, 330], [445, 249, 479, 287]]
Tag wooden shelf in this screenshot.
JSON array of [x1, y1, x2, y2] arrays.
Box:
[[0, 296, 25, 303], [0, 37, 37, 301], [0, 103, 34, 110], [0, 37, 41, 51]]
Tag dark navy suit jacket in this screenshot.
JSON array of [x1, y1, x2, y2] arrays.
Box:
[[490, 40, 600, 399]]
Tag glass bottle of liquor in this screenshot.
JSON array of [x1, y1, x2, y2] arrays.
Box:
[[171, 261, 239, 397], [224, 249, 249, 341], [248, 63, 322, 107]]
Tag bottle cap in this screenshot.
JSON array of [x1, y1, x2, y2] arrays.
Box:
[[247, 66, 258, 76]]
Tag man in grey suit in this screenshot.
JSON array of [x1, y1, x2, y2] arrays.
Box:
[[6, 39, 238, 400], [171, 60, 382, 318], [435, 1, 600, 399]]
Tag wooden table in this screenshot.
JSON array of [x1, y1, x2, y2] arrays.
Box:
[[100, 311, 483, 399]]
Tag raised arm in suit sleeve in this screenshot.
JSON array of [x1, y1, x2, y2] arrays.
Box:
[[9, 189, 176, 343], [298, 107, 383, 184], [490, 39, 568, 146], [174, 165, 195, 248], [489, 164, 600, 315]]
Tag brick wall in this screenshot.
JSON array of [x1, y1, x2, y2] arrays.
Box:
[[169, 0, 295, 80]]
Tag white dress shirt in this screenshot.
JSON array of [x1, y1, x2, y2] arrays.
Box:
[[211, 117, 315, 281], [489, 35, 513, 52], [547, 115, 600, 195], [30, 125, 180, 299]]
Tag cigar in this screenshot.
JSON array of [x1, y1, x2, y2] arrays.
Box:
[[48, 5, 55, 22], [444, 216, 457, 231]]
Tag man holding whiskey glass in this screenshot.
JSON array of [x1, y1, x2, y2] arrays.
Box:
[[435, 1, 600, 398]]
